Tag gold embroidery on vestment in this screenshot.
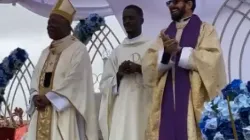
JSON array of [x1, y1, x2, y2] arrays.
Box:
[[36, 52, 61, 140]]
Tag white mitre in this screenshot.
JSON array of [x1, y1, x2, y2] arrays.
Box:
[[51, 0, 76, 23]]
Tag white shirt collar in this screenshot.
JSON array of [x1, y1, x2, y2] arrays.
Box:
[[50, 35, 76, 54], [122, 34, 149, 46]]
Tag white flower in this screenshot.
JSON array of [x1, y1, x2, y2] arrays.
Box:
[[230, 101, 240, 117], [213, 132, 225, 140], [202, 133, 208, 140], [202, 102, 217, 118], [240, 83, 248, 92], [217, 99, 227, 111], [213, 95, 223, 105], [234, 94, 250, 108], [243, 126, 250, 140], [218, 101, 239, 120], [205, 118, 218, 130]]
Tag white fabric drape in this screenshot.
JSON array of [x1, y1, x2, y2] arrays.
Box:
[[106, 0, 225, 38], [1, 0, 225, 38], [1, 0, 113, 19]]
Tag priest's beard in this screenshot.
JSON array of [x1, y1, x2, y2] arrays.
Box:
[[170, 6, 186, 22]]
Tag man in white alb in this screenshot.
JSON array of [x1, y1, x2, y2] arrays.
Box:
[[99, 5, 152, 140]]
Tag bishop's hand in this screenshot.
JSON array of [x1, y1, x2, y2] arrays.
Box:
[[33, 95, 51, 111], [33, 95, 43, 108]]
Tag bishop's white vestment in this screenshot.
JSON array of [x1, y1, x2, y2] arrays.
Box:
[[24, 35, 99, 140], [99, 35, 153, 140]]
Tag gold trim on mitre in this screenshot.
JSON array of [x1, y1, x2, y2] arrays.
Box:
[[51, 0, 76, 23]]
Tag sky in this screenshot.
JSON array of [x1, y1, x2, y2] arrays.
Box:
[[0, 4, 126, 116]]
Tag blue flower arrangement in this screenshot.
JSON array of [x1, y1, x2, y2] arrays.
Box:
[[73, 13, 105, 44], [0, 48, 28, 98], [199, 79, 250, 140]]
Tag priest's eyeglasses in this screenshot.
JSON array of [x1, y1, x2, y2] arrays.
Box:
[[166, 0, 179, 6]]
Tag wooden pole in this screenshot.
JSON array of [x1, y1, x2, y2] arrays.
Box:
[[227, 96, 238, 140]]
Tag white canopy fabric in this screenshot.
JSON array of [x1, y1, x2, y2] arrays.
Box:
[[0, 0, 113, 18], [0, 0, 224, 37], [106, 0, 226, 38]]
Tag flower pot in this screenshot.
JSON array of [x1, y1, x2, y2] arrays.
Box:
[[0, 127, 15, 140]]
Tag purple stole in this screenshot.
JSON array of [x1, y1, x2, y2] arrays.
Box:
[[159, 15, 202, 140]]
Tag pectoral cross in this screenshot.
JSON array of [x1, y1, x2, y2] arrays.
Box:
[[49, 62, 53, 66]]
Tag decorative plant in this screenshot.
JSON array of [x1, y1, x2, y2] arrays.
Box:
[[200, 79, 250, 140], [0, 48, 28, 128]]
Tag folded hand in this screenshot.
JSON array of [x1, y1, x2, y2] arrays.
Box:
[[33, 95, 51, 111], [118, 60, 141, 75], [118, 60, 130, 75]]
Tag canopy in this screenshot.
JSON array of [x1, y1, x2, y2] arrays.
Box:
[[0, 0, 224, 37], [107, 0, 225, 38], [0, 0, 113, 18]]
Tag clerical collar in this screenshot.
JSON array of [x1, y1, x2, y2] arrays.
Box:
[[122, 34, 148, 45], [50, 35, 76, 54], [177, 16, 191, 23], [51, 35, 72, 45], [175, 16, 191, 29]]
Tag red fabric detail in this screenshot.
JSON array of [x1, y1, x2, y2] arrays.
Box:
[[15, 125, 28, 140]]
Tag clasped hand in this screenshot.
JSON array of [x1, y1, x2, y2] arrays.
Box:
[[33, 95, 51, 111], [118, 60, 141, 76], [160, 30, 181, 54]]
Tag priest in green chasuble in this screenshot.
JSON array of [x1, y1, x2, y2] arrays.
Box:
[[23, 0, 99, 140], [142, 0, 227, 140]]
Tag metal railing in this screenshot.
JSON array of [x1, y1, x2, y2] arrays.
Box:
[[213, 0, 250, 81]]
